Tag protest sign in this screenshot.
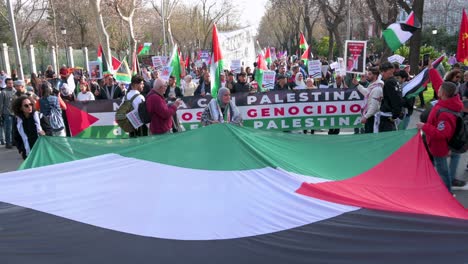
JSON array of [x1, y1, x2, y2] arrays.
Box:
[[344, 40, 367, 74], [231, 59, 241, 74], [160, 66, 173, 82], [152, 56, 164, 70], [388, 54, 405, 64], [262, 70, 276, 90], [308, 60, 322, 78], [88, 61, 102, 79]]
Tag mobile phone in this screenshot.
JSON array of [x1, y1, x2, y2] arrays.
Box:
[[423, 54, 430, 66]]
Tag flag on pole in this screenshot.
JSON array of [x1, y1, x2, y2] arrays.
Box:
[[301, 45, 312, 65], [137, 43, 152, 55], [97, 44, 111, 74], [111, 56, 122, 73], [299, 32, 308, 50], [210, 24, 224, 98], [382, 11, 421, 52], [168, 44, 182, 86], [265, 47, 272, 67], [254, 54, 268, 92], [402, 55, 444, 98], [456, 9, 468, 65]]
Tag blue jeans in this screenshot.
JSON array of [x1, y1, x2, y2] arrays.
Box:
[[434, 153, 461, 192], [2, 114, 12, 145], [449, 152, 461, 181]]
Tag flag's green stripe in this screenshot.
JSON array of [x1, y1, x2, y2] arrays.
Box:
[[382, 29, 402, 52], [21, 125, 417, 182], [405, 86, 426, 99]]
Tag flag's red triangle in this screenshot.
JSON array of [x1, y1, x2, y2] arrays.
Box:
[[405, 11, 415, 26], [257, 54, 268, 70], [65, 103, 99, 136], [296, 134, 468, 220], [301, 46, 311, 60], [112, 56, 122, 72], [212, 24, 223, 63]]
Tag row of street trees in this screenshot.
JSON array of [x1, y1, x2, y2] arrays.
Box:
[[0, 0, 240, 67]]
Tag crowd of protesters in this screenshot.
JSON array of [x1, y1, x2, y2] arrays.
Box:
[[0, 53, 467, 192]]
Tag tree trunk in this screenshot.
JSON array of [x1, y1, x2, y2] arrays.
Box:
[[409, 0, 424, 75], [328, 30, 334, 60], [91, 0, 111, 69], [333, 28, 343, 58]]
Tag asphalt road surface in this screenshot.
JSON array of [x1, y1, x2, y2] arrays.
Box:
[[0, 110, 467, 207]]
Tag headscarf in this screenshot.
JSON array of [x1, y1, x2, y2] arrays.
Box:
[[295, 73, 306, 89], [217, 87, 230, 107]]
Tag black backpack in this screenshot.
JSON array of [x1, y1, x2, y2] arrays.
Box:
[[137, 92, 156, 124], [437, 108, 468, 153]]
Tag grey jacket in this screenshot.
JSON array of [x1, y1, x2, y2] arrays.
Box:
[[0, 88, 17, 116]]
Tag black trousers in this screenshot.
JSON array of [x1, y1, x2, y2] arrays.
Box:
[[364, 116, 375, 133], [379, 116, 396, 132]]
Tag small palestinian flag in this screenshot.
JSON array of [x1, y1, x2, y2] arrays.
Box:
[[402, 55, 444, 98], [209, 24, 224, 98], [169, 44, 182, 86], [265, 47, 272, 66], [137, 43, 152, 55], [299, 32, 308, 50], [254, 54, 268, 92], [301, 45, 312, 64], [383, 11, 421, 52], [0, 126, 466, 263]]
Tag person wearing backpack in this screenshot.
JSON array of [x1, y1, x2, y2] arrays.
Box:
[[119, 75, 147, 137], [37, 82, 67, 137], [416, 82, 464, 192]]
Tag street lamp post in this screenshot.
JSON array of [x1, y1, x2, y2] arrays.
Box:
[[61, 27, 68, 67]]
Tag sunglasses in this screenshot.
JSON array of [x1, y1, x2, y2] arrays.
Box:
[[23, 103, 33, 108]]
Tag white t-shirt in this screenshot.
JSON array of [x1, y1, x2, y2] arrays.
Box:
[[122, 89, 145, 110], [76, 91, 95, 101]]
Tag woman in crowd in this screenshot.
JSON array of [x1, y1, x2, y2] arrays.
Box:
[[76, 81, 95, 101], [37, 82, 67, 137], [293, 73, 306, 89], [181, 75, 197, 96], [305, 78, 316, 89], [12, 95, 47, 159], [201, 87, 242, 126]]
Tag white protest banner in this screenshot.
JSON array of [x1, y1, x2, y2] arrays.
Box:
[[160, 66, 173, 82], [262, 70, 276, 90], [195, 60, 203, 68], [308, 60, 322, 78], [218, 26, 256, 71], [152, 56, 164, 71], [344, 40, 367, 75], [388, 54, 405, 64], [231, 59, 241, 74]]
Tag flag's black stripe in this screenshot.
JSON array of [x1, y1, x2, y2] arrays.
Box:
[[400, 23, 419, 33], [0, 202, 467, 264]]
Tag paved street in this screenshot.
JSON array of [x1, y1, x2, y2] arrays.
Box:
[[0, 110, 467, 207]]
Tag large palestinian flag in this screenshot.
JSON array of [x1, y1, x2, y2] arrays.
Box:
[[1, 125, 468, 263], [383, 11, 421, 52]]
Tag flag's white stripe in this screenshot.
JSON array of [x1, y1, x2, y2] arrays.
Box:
[[0, 154, 358, 240], [387, 23, 412, 43]]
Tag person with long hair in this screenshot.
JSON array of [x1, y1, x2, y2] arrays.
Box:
[[12, 96, 46, 159]]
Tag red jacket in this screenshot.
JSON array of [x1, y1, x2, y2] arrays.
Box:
[[422, 95, 463, 157], [146, 90, 177, 134]]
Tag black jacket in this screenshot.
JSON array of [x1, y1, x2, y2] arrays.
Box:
[[380, 77, 403, 119], [232, 82, 252, 93]]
